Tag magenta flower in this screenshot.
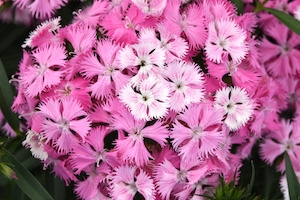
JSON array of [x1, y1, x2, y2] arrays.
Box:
[[214, 86, 254, 131], [154, 158, 209, 199], [80, 40, 130, 99], [259, 22, 300, 77], [21, 44, 66, 97], [101, 3, 146, 44], [163, 0, 207, 49], [112, 107, 169, 166], [162, 60, 205, 112], [119, 75, 170, 120], [38, 98, 91, 153], [205, 18, 248, 64], [171, 103, 224, 161], [260, 119, 300, 172], [109, 165, 155, 200], [70, 126, 119, 174], [22, 17, 62, 48]]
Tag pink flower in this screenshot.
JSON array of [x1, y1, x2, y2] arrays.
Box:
[[73, 0, 108, 28], [75, 165, 111, 200], [38, 98, 91, 153], [60, 24, 96, 56], [163, 0, 207, 49], [171, 103, 224, 161], [80, 40, 130, 99], [101, 3, 146, 44], [28, 0, 68, 20], [119, 75, 170, 120], [205, 18, 248, 64], [112, 107, 169, 166], [22, 16, 62, 48], [154, 158, 208, 199], [260, 119, 300, 172], [21, 44, 66, 97], [162, 60, 205, 112], [203, 0, 236, 22], [214, 86, 254, 131], [259, 22, 300, 77], [109, 165, 155, 200], [40, 77, 92, 111], [70, 126, 120, 174]]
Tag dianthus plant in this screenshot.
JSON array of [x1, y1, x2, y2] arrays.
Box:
[[11, 0, 300, 199]]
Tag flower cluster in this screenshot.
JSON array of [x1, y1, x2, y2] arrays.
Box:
[[11, 0, 300, 199]]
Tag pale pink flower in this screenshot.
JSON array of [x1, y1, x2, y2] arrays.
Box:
[[38, 98, 91, 153], [171, 103, 224, 161], [22, 130, 48, 161], [205, 18, 248, 64], [119, 75, 170, 120], [214, 86, 254, 131], [112, 107, 168, 166], [110, 165, 155, 200], [21, 44, 66, 97], [118, 41, 166, 86], [139, 25, 188, 62], [162, 60, 205, 112], [131, 0, 167, 16]]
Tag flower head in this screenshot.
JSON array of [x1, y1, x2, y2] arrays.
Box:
[[119, 75, 170, 120], [214, 86, 254, 131]]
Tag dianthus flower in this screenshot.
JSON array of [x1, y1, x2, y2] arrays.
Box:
[[259, 22, 300, 77], [38, 98, 91, 153], [205, 18, 248, 64], [112, 107, 169, 166], [119, 75, 170, 120], [171, 103, 224, 161], [109, 165, 155, 200], [162, 60, 205, 112], [214, 86, 254, 131]]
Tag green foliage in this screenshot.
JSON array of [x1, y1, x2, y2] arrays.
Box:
[[230, 0, 244, 15], [264, 8, 300, 36], [0, 149, 54, 200], [0, 60, 21, 136], [284, 151, 300, 200]]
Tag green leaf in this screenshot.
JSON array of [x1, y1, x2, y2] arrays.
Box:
[[0, 59, 21, 136], [264, 8, 300, 36], [230, 0, 244, 15], [284, 151, 300, 200], [1, 149, 54, 200], [244, 160, 255, 199]]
